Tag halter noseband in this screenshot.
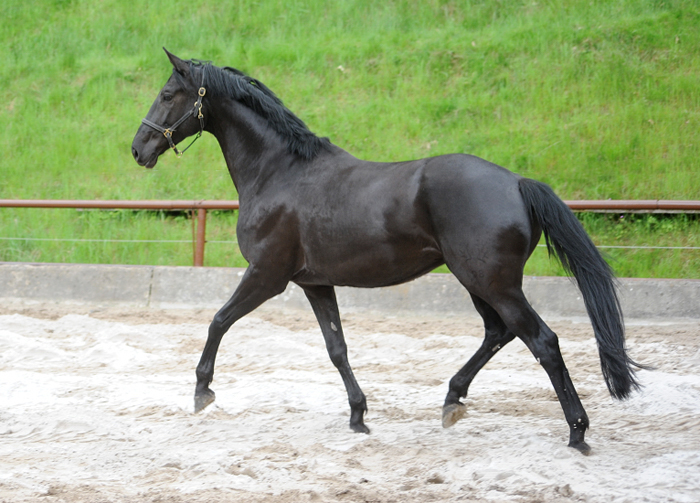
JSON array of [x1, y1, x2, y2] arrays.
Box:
[[141, 72, 207, 157]]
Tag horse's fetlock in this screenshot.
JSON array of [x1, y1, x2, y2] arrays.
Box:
[[349, 394, 367, 412], [569, 415, 589, 433], [447, 376, 468, 400], [196, 369, 213, 385]]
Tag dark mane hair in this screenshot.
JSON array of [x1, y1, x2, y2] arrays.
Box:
[[187, 60, 331, 160]]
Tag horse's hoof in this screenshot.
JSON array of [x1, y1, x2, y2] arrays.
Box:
[[350, 408, 370, 434], [568, 440, 592, 456], [442, 403, 467, 428], [194, 388, 216, 413], [350, 421, 370, 434]]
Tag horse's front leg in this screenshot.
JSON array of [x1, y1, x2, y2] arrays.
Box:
[[195, 266, 289, 412], [302, 284, 369, 433]]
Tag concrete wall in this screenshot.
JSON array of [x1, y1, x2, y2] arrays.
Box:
[[2, 261, 699, 320]]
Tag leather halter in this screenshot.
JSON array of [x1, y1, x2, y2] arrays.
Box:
[[141, 73, 206, 157]]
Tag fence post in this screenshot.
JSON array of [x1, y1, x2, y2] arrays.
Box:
[[194, 208, 207, 266]]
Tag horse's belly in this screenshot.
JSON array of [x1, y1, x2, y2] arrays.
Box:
[[296, 240, 444, 288]]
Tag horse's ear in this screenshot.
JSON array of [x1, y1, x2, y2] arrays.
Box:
[[164, 47, 190, 77]]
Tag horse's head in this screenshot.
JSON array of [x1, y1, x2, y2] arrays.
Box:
[[131, 49, 206, 168]]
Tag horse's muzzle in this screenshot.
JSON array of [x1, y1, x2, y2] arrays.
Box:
[[131, 143, 159, 169]]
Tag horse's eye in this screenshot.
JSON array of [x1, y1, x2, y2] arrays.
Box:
[[162, 93, 173, 102]]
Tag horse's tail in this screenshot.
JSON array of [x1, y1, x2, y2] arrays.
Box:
[[518, 177, 643, 400]]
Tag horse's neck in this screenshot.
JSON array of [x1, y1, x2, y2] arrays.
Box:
[[207, 99, 292, 196]]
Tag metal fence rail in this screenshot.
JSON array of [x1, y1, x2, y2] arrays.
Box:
[[565, 200, 700, 212], [1, 199, 698, 266]]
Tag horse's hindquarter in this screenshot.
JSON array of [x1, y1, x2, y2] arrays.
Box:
[[423, 155, 530, 234], [422, 155, 536, 292]]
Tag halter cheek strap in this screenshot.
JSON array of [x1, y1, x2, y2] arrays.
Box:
[[141, 73, 207, 157]]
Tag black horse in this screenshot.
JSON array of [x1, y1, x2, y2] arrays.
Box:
[[132, 50, 642, 454]]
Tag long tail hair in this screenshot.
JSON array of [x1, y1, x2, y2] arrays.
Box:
[[519, 177, 644, 399]]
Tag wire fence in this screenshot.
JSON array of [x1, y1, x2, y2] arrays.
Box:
[[0, 236, 239, 244], [2, 199, 700, 267], [3, 220, 700, 253], [1, 237, 699, 250]]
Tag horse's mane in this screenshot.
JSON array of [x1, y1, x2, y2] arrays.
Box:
[[186, 60, 331, 161]]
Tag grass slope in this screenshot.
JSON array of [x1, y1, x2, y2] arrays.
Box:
[[1, 0, 699, 276]]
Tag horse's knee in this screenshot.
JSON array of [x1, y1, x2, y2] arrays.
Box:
[[327, 343, 349, 369], [210, 312, 228, 334]]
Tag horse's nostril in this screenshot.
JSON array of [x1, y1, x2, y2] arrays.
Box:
[[132, 146, 139, 160]]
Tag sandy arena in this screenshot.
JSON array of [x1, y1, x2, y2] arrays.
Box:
[[1, 303, 699, 502]]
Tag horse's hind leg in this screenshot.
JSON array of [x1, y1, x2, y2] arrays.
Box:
[[488, 290, 591, 454], [443, 294, 516, 428], [519, 315, 591, 454], [302, 285, 369, 433]]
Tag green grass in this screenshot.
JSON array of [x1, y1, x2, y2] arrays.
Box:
[[1, 0, 699, 277], [0, 208, 245, 266]]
